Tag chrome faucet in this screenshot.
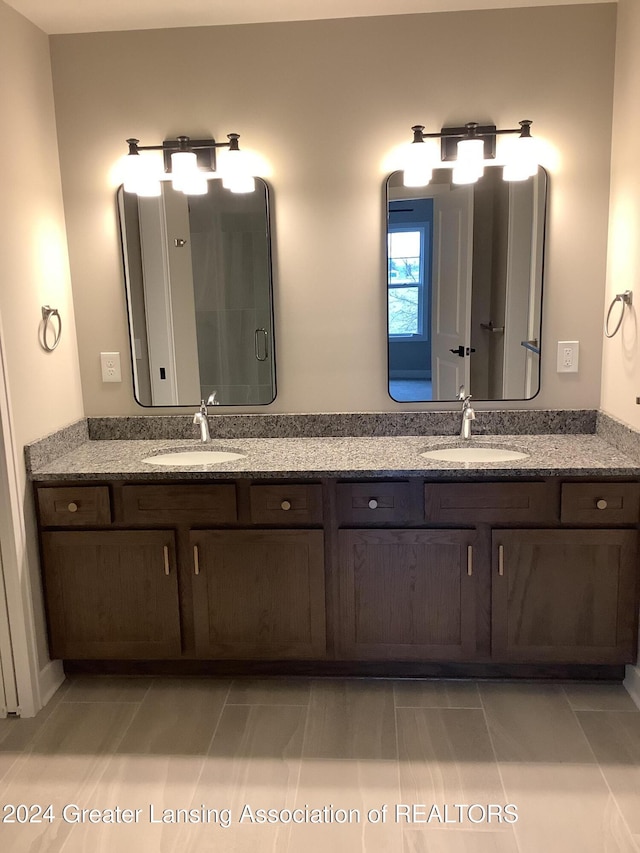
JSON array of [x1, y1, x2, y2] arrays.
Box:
[[458, 385, 476, 440], [193, 400, 211, 443]]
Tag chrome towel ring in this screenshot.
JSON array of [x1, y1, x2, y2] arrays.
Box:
[[40, 305, 62, 352], [605, 290, 633, 339]]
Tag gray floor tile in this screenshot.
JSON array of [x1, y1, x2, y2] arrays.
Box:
[[563, 682, 640, 712], [184, 703, 307, 851], [304, 680, 397, 760], [397, 708, 505, 814], [60, 754, 206, 853], [394, 680, 481, 709], [116, 677, 230, 755], [289, 758, 402, 852], [0, 701, 137, 852], [577, 710, 640, 834], [226, 677, 311, 705], [480, 682, 594, 763], [62, 675, 153, 703], [403, 828, 520, 852], [499, 762, 638, 853]]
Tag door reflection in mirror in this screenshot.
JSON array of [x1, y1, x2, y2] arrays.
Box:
[[118, 179, 276, 407], [387, 166, 546, 402]]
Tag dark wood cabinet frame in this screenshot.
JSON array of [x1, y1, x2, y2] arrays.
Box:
[[34, 476, 640, 680]]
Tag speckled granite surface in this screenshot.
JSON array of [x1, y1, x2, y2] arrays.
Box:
[[86, 409, 598, 441], [27, 433, 640, 481], [25, 419, 88, 472], [597, 411, 640, 464]]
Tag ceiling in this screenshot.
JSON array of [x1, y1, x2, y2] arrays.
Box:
[[3, 0, 614, 35]]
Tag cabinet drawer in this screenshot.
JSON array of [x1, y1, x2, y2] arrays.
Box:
[[122, 485, 237, 524], [561, 483, 640, 525], [425, 482, 555, 524], [37, 486, 111, 527], [337, 482, 410, 524], [249, 484, 323, 524]]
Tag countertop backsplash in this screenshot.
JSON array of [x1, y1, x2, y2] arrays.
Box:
[[25, 409, 600, 473]]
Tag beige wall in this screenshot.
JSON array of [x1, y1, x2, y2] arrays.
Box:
[[601, 0, 640, 429], [0, 0, 84, 670], [50, 4, 616, 416]]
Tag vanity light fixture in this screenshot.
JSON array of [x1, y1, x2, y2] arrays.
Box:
[[123, 133, 256, 196], [402, 120, 538, 187]]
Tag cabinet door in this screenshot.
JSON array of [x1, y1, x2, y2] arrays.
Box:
[[492, 530, 639, 664], [191, 530, 326, 659], [338, 529, 477, 661], [41, 531, 181, 659]]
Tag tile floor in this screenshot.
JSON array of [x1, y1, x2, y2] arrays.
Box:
[[0, 677, 638, 851]]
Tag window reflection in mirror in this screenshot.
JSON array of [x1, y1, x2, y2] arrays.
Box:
[[386, 166, 546, 403], [118, 179, 276, 407]]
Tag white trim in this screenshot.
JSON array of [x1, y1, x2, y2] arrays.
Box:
[[624, 665, 640, 710], [0, 314, 41, 717], [0, 544, 18, 714], [37, 659, 65, 710]]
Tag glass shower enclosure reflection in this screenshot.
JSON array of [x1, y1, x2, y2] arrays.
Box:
[[118, 179, 276, 407]]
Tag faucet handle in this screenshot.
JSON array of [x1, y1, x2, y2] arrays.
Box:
[[199, 399, 207, 415]]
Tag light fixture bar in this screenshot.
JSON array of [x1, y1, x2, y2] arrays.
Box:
[[402, 119, 538, 186], [441, 123, 497, 161], [162, 136, 218, 173], [123, 132, 256, 195]]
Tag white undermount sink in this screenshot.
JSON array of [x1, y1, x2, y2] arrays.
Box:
[[420, 446, 529, 463], [143, 449, 246, 466]]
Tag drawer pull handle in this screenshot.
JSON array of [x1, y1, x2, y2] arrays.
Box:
[[498, 544, 504, 576], [280, 500, 291, 511], [67, 502, 78, 513], [368, 499, 379, 510], [163, 546, 170, 576], [193, 545, 200, 575], [467, 545, 473, 577], [596, 499, 608, 510]]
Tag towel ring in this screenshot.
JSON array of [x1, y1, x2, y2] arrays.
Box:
[[41, 306, 62, 352], [605, 290, 632, 339]]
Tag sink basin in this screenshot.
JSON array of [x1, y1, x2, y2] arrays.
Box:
[[421, 446, 529, 463], [143, 449, 246, 466]]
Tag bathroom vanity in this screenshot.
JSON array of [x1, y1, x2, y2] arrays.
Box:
[[28, 431, 640, 678]]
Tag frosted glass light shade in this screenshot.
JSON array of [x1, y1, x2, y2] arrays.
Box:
[[181, 173, 209, 195], [452, 164, 481, 185], [221, 147, 255, 193], [503, 134, 538, 181], [122, 153, 161, 196], [455, 137, 484, 181], [228, 174, 256, 193], [402, 141, 433, 187], [171, 150, 198, 191]]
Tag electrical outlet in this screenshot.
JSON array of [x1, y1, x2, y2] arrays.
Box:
[[557, 341, 579, 373], [100, 352, 122, 383]]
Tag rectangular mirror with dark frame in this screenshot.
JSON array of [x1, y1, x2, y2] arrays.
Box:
[[386, 166, 547, 403], [118, 178, 276, 407]]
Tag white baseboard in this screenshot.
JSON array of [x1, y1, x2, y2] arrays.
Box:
[[624, 664, 640, 710], [34, 659, 65, 716]]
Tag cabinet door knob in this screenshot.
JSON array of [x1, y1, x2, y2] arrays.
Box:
[[368, 499, 378, 509], [596, 499, 608, 510], [67, 502, 78, 513], [280, 500, 291, 511]]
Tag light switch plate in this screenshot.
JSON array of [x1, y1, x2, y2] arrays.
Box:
[[557, 341, 579, 373], [100, 352, 122, 382]]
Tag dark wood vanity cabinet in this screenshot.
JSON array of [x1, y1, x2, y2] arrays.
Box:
[[41, 530, 181, 659], [492, 529, 639, 664], [338, 529, 477, 661], [190, 529, 326, 659], [34, 477, 640, 673]]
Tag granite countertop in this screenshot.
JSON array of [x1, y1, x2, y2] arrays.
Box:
[[27, 433, 640, 481]]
